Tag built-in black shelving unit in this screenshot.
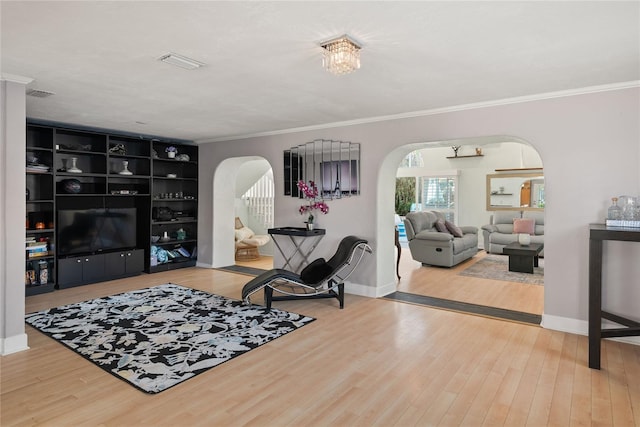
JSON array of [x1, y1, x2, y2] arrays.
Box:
[[150, 141, 199, 273], [25, 121, 198, 294], [26, 125, 56, 296]]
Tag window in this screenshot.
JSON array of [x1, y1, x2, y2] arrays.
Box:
[[417, 175, 458, 222], [400, 151, 424, 168]]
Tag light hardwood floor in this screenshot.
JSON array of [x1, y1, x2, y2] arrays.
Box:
[[1, 256, 638, 426], [395, 249, 545, 315]]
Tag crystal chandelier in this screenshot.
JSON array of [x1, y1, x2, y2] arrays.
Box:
[[321, 35, 361, 75]]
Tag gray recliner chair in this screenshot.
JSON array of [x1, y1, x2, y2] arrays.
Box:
[[403, 211, 479, 267]]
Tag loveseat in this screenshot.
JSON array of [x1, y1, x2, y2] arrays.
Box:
[[403, 211, 479, 267], [481, 211, 544, 255]]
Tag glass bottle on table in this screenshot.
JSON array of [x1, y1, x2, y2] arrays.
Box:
[[607, 197, 621, 220]]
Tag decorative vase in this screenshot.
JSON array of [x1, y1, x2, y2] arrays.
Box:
[[176, 228, 186, 240], [168, 151, 176, 159], [119, 160, 133, 175], [619, 195, 637, 220], [518, 233, 531, 246], [67, 157, 82, 173], [306, 222, 314, 231]]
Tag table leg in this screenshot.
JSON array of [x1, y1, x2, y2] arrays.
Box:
[[395, 227, 401, 280], [508, 254, 534, 274], [589, 238, 603, 369], [269, 234, 325, 273]]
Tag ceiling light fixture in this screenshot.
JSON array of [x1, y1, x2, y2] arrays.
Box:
[[158, 53, 205, 70], [320, 35, 361, 75]]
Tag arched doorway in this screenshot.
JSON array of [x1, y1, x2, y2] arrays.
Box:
[[378, 137, 545, 317], [211, 156, 274, 269]]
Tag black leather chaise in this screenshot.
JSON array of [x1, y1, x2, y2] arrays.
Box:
[[241, 235, 371, 309]]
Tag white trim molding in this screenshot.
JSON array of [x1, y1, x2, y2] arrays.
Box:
[[542, 314, 640, 346], [345, 280, 396, 299], [199, 81, 640, 143], [1, 334, 29, 356], [0, 73, 33, 85]]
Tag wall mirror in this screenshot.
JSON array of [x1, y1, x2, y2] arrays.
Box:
[[284, 139, 360, 200], [486, 172, 545, 211]]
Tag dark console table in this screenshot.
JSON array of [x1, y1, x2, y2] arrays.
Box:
[[268, 227, 326, 273], [588, 224, 640, 369]]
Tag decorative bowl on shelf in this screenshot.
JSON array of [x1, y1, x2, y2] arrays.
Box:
[[61, 179, 82, 194], [166, 173, 177, 178], [151, 235, 160, 243]]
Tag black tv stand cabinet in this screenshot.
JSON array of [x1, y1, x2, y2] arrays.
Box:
[[58, 249, 144, 289]]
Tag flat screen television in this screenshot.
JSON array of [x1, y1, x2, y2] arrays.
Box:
[[57, 208, 137, 256]]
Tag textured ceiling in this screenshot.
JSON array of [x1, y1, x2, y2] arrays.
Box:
[[1, 1, 639, 142]]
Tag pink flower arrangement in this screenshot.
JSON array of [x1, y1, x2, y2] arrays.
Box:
[[297, 180, 329, 224]]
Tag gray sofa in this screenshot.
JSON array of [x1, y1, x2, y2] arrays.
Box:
[[481, 211, 544, 255], [403, 211, 479, 267]]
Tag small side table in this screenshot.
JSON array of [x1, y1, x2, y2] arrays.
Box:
[[502, 242, 544, 274], [268, 227, 326, 273], [588, 224, 640, 369]]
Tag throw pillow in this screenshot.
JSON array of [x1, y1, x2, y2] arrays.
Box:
[[235, 217, 244, 229], [513, 218, 535, 235], [435, 219, 448, 233], [300, 258, 333, 285], [234, 227, 254, 241], [445, 220, 464, 238]]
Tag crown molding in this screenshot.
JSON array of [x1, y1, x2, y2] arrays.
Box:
[[198, 80, 640, 144], [0, 73, 34, 85]]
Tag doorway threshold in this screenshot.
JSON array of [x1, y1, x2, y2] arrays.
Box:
[[384, 291, 542, 326]]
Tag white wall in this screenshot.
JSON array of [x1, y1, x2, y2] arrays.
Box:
[[198, 87, 640, 341]]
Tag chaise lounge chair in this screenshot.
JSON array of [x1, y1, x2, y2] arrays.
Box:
[[241, 235, 371, 309]]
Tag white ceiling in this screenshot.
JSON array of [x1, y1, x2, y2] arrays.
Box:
[[2, 1, 639, 143]]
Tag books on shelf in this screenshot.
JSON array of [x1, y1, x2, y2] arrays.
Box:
[[27, 251, 51, 258], [26, 240, 49, 257], [26, 164, 50, 173]]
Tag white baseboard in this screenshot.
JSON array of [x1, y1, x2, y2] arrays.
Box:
[[196, 261, 214, 269], [542, 314, 640, 346], [345, 280, 396, 298], [1, 333, 29, 356]]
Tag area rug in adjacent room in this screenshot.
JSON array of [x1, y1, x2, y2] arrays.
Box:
[[25, 283, 315, 394], [458, 254, 544, 285]]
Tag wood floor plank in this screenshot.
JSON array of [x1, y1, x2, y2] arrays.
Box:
[[548, 333, 577, 427], [1, 256, 638, 426]]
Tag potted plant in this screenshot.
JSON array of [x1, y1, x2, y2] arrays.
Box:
[[297, 180, 329, 230], [165, 146, 178, 159]]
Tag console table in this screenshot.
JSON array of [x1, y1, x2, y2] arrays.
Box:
[[268, 227, 326, 273], [588, 224, 640, 369]]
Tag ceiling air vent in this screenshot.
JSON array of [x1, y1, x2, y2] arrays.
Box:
[[26, 89, 55, 98]]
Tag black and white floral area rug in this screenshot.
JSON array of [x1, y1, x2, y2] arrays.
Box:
[[25, 283, 315, 394]]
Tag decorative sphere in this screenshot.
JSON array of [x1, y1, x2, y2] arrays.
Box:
[[62, 179, 82, 194]]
